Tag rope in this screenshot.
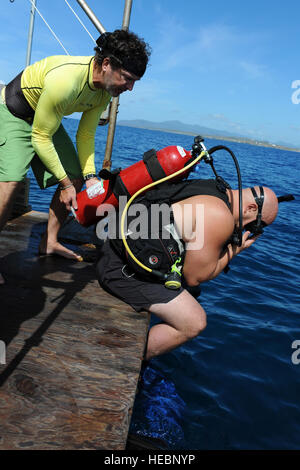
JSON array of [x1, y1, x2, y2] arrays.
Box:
[[24, 1, 97, 55], [64, 0, 96, 44], [27, 0, 70, 55]]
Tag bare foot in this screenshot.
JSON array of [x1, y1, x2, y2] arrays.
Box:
[[39, 240, 83, 261], [0, 273, 5, 285]]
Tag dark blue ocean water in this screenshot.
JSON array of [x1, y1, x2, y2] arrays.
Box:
[[28, 118, 300, 450]]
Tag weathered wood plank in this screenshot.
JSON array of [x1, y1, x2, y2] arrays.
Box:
[[0, 211, 150, 450]]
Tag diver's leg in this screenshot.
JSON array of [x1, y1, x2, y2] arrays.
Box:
[[0, 181, 23, 283], [145, 289, 207, 359]]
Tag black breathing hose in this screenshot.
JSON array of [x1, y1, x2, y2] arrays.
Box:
[[206, 145, 243, 246]]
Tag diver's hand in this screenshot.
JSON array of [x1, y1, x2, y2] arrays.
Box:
[[85, 177, 100, 188], [59, 183, 78, 212], [232, 231, 258, 257]]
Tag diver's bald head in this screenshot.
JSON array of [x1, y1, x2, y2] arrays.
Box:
[[261, 186, 278, 225], [246, 185, 278, 226]]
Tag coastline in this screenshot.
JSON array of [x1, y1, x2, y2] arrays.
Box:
[[117, 123, 300, 154]]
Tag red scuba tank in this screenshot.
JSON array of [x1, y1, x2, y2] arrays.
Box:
[[74, 145, 194, 227]]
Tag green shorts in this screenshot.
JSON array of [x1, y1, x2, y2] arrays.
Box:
[[0, 101, 82, 189]]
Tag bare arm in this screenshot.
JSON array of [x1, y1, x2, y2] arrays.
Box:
[[207, 231, 257, 280], [182, 199, 233, 286], [184, 219, 258, 286]]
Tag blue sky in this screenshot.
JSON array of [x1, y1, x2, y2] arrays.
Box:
[[1, 0, 300, 147]]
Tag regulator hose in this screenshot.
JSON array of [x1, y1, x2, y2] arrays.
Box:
[[206, 145, 243, 246]]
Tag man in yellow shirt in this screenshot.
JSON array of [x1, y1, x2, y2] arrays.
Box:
[[0, 29, 151, 284]]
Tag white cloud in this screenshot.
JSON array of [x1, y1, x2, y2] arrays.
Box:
[[203, 112, 271, 140], [118, 77, 183, 121], [207, 113, 242, 130], [152, 18, 270, 78], [209, 113, 229, 121], [197, 24, 236, 51], [239, 61, 268, 78]]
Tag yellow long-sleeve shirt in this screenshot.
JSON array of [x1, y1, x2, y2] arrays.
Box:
[[20, 55, 111, 181]]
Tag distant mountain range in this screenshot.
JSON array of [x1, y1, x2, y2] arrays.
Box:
[[118, 118, 243, 139], [118, 119, 299, 151]]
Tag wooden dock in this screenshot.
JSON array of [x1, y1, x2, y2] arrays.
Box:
[[0, 211, 150, 450]]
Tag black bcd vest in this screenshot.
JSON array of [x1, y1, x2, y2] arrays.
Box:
[[110, 177, 231, 281]]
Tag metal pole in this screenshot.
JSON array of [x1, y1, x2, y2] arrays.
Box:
[[122, 0, 133, 31], [26, 0, 37, 67], [102, 0, 133, 170], [76, 0, 106, 34]]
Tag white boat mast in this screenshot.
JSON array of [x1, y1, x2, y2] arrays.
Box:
[[26, 0, 37, 67]]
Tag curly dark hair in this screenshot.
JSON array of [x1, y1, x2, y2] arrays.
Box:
[[94, 29, 151, 78]]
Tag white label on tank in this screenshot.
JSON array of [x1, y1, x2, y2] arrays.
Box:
[[177, 146, 186, 157], [86, 180, 105, 199]]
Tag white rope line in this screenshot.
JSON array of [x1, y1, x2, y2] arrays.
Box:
[[27, 0, 70, 55], [64, 0, 96, 44]]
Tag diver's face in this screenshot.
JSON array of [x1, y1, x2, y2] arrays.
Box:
[[101, 60, 140, 97]]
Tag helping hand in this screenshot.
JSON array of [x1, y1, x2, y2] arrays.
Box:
[[85, 177, 100, 189], [59, 184, 78, 212]]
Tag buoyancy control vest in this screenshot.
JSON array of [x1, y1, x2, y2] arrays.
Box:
[[4, 71, 35, 122], [110, 177, 231, 282]]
